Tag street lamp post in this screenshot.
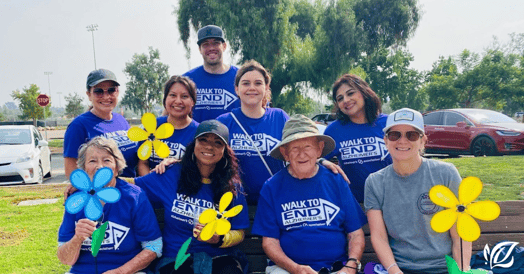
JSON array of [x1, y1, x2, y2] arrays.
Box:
[[86, 24, 98, 69], [44, 71, 52, 99]]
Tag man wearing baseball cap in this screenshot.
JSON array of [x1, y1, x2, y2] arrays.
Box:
[[183, 25, 240, 122], [252, 114, 367, 274]]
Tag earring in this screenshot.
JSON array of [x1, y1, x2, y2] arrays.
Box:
[[192, 152, 195, 162]]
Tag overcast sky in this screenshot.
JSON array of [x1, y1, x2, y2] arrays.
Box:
[[1, 0, 523, 108]]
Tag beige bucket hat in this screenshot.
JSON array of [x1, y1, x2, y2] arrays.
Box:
[[270, 114, 336, 161]]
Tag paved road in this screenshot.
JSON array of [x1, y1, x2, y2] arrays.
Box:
[[44, 153, 67, 184]]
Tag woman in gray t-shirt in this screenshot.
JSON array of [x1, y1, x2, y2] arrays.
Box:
[[364, 108, 472, 274]]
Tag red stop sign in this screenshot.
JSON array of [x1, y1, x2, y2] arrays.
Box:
[[37, 94, 50, 107]]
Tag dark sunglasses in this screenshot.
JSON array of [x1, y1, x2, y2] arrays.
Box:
[[386, 130, 423, 142], [92, 87, 118, 97]]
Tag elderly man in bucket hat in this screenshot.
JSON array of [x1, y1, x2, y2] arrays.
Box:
[[252, 114, 367, 274]]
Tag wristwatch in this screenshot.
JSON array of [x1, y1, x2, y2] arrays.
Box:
[[345, 258, 362, 272]]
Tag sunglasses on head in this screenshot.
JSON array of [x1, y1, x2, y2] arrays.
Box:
[[92, 87, 118, 97], [386, 130, 423, 142]]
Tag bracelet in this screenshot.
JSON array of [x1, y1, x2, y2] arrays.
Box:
[[343, 265, 357, 270], [318, 158, 326, 165], [386, 263, 397, 271]]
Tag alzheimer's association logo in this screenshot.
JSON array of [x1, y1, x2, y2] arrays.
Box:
[[483, 241, 519, 269]]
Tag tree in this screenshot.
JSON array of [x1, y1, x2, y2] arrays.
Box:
[[4, 102, 17, 110], [121, 47, 170, 116], [175, 0, 420, 113], [422, 48, 523, 112], [64, 93, 85, 118], [11, 84, 51, 125], [356, 48, 425, 111]]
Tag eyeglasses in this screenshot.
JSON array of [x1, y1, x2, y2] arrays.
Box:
[[386, 130, 423, 142], [92, 87, 118, 97]]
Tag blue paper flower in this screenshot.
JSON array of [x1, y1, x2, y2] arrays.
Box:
[[65, 167, 121, 221]]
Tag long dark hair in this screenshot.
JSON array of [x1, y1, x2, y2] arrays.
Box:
[[332, 74, 382, 125], [177, 140, 242, 204]]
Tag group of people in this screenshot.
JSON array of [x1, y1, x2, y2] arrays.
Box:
[[57, 25, 471, 274]]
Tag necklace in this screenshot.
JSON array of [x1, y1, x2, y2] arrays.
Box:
[[201, 178, 211, 184]]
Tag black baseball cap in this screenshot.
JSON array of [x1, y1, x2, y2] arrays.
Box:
[[194, 120, 229, 144], [197, 25, 225, 46], [86, 69, 120, 90]]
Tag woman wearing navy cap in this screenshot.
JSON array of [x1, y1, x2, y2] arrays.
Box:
[[63, 69, 138, 178]]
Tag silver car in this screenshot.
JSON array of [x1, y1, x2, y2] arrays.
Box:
[[0, 125, 51, 184]]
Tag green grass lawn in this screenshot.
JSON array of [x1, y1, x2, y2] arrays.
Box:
[[0, 184, 69, 274], [0, 156, 522, 273], [47, 139, 63, 148], [440, 155, 524, 201]]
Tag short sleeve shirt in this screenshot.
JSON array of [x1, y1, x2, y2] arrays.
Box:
[[135, 164, 250, 258], [252, 166, 367, 271], [58, 179, 161, 274]]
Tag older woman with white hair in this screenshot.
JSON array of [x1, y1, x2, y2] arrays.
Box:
[[57, 136, 162, 274], [364, 108, 472, 274], [252, 114, 367, 274]]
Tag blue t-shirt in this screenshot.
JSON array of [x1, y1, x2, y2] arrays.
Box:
[[134, 164, 250, 258], [64, 111, 138, 177], [324, 114, 392, 203], [146, 117, 199, 169], [217, 108, 289, 204], [252, 166, 367, 271], [58, 179, 162, 274], [183, 65, 240, 122]]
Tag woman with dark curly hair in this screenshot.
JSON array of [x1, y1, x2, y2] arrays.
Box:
[[323, 74, 392, 203], [133, 120, 249, 274]]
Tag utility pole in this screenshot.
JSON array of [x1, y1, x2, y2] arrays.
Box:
[[86, 24, 98, 69], [44, 71, 52, 99]]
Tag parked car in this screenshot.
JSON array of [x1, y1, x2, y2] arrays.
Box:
[[311, 113, 336, 125], [0, 125, 51, 184], [423, 108, 524, 157]]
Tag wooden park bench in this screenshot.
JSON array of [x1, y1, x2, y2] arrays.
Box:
[[156, 200, 524, 273], [237, 201, 524, 273]]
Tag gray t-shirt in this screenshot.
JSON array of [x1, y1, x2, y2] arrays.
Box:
[[364, 158, 461, 273]]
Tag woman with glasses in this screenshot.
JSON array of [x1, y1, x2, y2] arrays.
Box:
[[323, 74, 392, 203], [58, 137, 162, 274], [64, 69, 138, 178], [137, 76, 199, 176], [364, 108, 471, 274]]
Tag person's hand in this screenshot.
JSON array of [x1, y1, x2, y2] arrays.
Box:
[[321, 160, 350, 183], [73, 219, 97, 242], [193, 223, 221, 244], [152, 158, 179, 174], [63, 184, 77, 200], [291, 264, 317, 274]]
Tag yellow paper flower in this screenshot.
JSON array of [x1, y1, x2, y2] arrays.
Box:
[[127, 113, 174, 160], [429, 176, 500, 242], [198, 192, 243, 241]]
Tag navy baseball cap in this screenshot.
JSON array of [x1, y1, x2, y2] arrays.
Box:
[[194, 120, 229, 144], [197, 25, 225, 45], [86, 69, 120, 90]]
